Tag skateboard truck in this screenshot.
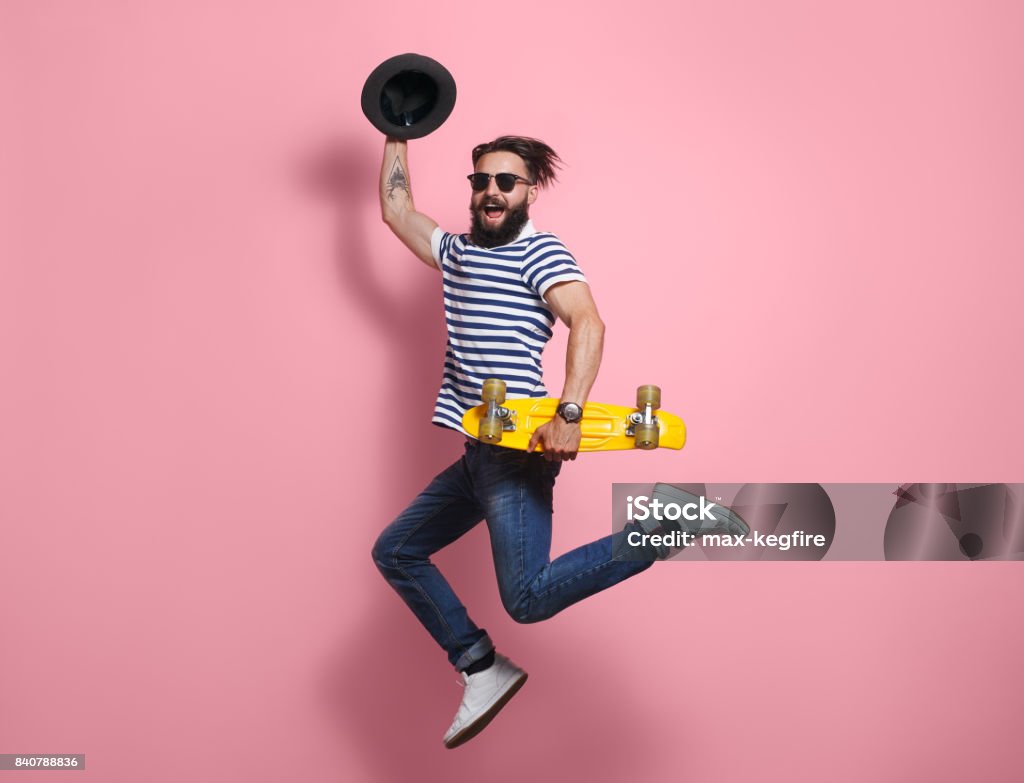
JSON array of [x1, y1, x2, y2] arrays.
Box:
[[627, 385, 661, 450], [478, 378, 512, 443]]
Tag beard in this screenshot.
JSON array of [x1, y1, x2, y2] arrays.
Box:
[[468, 199, 530, 248]]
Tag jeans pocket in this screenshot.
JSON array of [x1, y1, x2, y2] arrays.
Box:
[[530, 455, 559, 514]]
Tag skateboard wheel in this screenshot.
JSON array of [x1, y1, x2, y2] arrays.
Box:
[[634, 422, 659, 450], [636, 385, 661, 410], [482, 378, 506, 405], [479, 417, 504, 443]]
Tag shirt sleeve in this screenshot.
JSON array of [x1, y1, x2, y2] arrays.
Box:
[[431, 227, 449, 270], [520, 234, 588, 301]]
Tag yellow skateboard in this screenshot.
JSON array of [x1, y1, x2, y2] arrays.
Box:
[[461, 379, 686, 453]]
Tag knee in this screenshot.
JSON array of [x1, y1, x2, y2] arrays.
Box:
[[502, 596, 550, 625], [370, 529, 398, 573]]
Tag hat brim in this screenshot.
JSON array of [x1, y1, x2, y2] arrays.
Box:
[[360, 53, 457, 140]]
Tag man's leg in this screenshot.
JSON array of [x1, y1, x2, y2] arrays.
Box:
[[370, 446, 493, 672], [372, 442, 533, 749], [471, 442, 655, 624]]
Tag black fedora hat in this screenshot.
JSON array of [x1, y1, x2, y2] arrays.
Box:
[[361, 53, 457, 140]]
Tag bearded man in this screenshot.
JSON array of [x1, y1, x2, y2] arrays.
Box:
[[371, 135, 655, 748]]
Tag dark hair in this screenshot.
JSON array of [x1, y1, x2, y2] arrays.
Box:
[[471, 136, 563, 188]]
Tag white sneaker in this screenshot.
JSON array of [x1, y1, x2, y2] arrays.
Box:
[[443, 653, 527, 749]]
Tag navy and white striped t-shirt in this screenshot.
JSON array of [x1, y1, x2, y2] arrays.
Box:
[[429, 220, 587, 434]]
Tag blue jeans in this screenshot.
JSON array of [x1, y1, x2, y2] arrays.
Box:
[[371, 439, 655, 671]]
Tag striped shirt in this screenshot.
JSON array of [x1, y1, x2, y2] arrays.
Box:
[[429, 220, 587, 434]]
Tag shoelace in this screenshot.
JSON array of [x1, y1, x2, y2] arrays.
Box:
[[449, 674, 473, 726]]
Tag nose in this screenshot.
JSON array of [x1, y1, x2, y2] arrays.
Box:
[[483, 176, 502, 197]]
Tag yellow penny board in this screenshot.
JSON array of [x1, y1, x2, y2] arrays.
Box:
[[461, 397, 686, 453]]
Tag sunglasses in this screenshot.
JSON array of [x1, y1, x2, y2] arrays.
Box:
[[467, 172, 534, 192]]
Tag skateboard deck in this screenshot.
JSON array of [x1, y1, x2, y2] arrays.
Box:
[[461, 384, 686, 453]]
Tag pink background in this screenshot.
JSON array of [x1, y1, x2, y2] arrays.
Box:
[[2, 1, 1022, 781]]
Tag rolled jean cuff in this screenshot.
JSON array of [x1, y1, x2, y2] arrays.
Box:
[[455, 634, 495, 672]]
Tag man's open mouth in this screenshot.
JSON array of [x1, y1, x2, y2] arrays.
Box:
[[482, 203, 506, 221]]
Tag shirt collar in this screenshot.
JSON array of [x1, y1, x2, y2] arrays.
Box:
[[515, 220, 536, 241]]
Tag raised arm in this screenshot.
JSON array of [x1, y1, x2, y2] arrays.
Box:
[[380, 137, 440, 269]]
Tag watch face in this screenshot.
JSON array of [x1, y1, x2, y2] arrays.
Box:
[[559, 402, 583, 423]]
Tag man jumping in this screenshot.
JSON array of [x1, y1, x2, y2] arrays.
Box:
[[371, 135, 655, 748]]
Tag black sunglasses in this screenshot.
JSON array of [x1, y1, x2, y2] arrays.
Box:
[[467, 172, 534, 192]]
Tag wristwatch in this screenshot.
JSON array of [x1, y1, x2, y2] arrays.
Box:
[[556, 401, 583, 424]]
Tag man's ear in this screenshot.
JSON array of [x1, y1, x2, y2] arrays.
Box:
[[527, 185, 538, 205]]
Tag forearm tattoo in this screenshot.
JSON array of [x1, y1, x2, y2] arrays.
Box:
[[386, 157, 410, 200]]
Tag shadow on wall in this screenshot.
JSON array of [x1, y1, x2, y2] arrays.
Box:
[[298, 135, 663, 780]]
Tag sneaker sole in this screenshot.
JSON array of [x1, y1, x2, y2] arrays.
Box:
[[443, 671, 528, 749]]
